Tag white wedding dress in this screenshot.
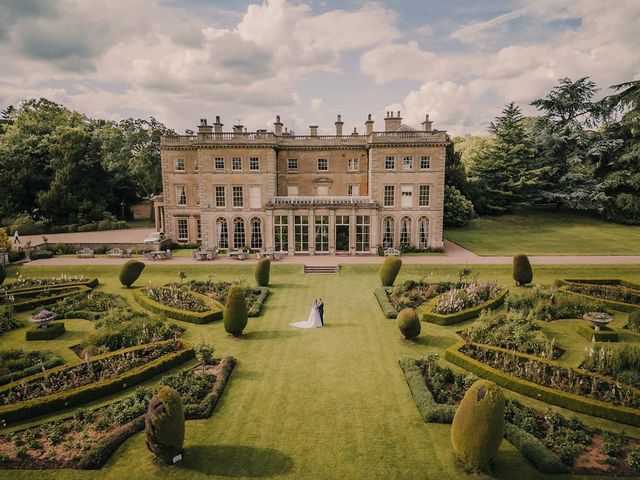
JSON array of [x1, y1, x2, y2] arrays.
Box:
[[289, 303, 323, 329]]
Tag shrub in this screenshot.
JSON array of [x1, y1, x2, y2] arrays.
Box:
[[629, 447, 640, 471], [119, 260, 145, 288], [629, 310, 640, 333], [30, 249, 54, 260], [379, 256, 402, 287], [513, 254, 533, 286], [0, 228, 10, 251], [195, 342, 215, 374], [145, 386, 184, 464], [506, 288, 601, 322], [450, 379, 505, 471], [375, 287, 398, 319], [397, 308, 421, 339], [255, 258, 271, 286], [10, 213, 47, 235], [444, 185, 475, 228], [0, 264, 6, 286], [224, 285, 248, 337], [25, 322, 66, 341], [0, 308, 21, 336]]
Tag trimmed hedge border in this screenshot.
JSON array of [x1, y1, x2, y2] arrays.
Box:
[[444, 340, 640, 426], [421, 289, 508, 326], [555, 279, 640, 313], [0, 356, 64, 386], [576, 323, 619, 342], [3, 278, 99, 295], [9, 286, 93, 312], [134, 289, 223, 324], [0, 340, 194, 425], [25, 322, 66, 341], [375, 287, 397, 319], [248, 288, 270, 317], [398, 357, 567, 474]]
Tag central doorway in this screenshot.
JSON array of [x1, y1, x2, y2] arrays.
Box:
[[335, 215, 350, 252]]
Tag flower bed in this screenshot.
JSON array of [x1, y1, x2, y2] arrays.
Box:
[[556, 279, 640, 312], [432, 281, 501, 314], [582, 344, 640, 389], [187, 281, 269, 317], [506, 288, 603, 321], [142, 285, 208, 312], [2, 285, 94, 312], [51, 291, 128, 320], [385, 280, 456, 312], [0, 309, 22, 337], [0, 350, 64, 386], [134, 287, 223, 324], [1, 274, 94, 292], [421, 288, 507, 326]]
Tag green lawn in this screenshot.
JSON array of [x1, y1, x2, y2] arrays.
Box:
[[1, 263, 639, 480], [445, 208, 640, 256]]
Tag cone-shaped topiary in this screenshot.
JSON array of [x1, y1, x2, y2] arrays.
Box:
[[255, 258, 271, 287], [397, 308, 421, 339], [512, 254, 533, 286], [451, 379, 505, 471], [224, 285, 248, 337], [145, 386, 185, 464], [379, 256, 402, 287], [119, 260, 145, 288], [0, 264, 6, 286]]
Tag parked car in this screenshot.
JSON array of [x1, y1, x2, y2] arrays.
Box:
[[144, 232, 164, 244]]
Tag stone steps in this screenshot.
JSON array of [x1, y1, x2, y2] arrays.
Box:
[[303, 265, 340, 274]]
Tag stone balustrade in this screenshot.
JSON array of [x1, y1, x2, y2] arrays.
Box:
[[266, 196, 379, 208]]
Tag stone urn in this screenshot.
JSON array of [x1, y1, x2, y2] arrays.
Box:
[[582, 311, 613, 331], [30, 309, 57, 329]]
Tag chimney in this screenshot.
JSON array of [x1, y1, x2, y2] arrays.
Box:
[[197, 118, 212, 137], [365, 113, 374, 136], [335, 114, 344, 136], [256, 128, 267, 138], [309, 125, 318, 137], [233, 124, 244, 137], [274, 115, 283, 136], [351, 127, 358, 136], [384, 110, 402, 132], [421, 114, 433, 132], [212, 115, 223, 135]]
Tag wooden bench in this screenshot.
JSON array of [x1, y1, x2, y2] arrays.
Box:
[[383, 247, 401, 256], [75, 248, 95, 258]]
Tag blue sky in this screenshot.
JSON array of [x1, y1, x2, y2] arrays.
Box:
[[1, 0, 638, 135]]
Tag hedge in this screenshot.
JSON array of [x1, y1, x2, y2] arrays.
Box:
[[247, 288, 269, 317], [555, 279, 640, 313], [421, 289, 508, 326], [9, 286, 92, 312], [444, 340, 640, 426], [556, 278, 640, 289], [0, 355, 65, 386], [576, 324, 619, 342], [0, 341, 194, 425], [26, 322, 66, 341], [374, 287, 397, 319], [3, 278, 99, 294], [503, 423, 568, 474], [184, 357, 236, 419], [134, 290, 223, 324]]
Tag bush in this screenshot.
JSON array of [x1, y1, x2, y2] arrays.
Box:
[[629, 310, 640, 333], [0, 308, 22, 336], [444, 185, 475, 228], [247, 287, 269, 317], [30, 249, 54, 260], [224, 285, 248, 337], [399, 357, 456, 423], [145, 386, 185, 464], [379, 256, 402, 287], [0, 228, 10, 251], [0, 264, 6, 286], [513, 254, 533, 286], [255, 258, 271, 286], [8, 249, 25, 263], [25, 322, 66, 341], [450, 379, 505, 471], [397, 308, 420, 339], [119, 260, 145, 288], [375, 287, 397, 319], [10, 213, 47, 235]]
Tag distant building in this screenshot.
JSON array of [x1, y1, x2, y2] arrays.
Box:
[[155, 111, 447, 255]]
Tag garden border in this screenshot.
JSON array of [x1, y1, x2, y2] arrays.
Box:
[[0, 354, 64, 386], [2, 278, 99, 295], [8, 286, 94, 312], [248, 287, 269, 317], [555, 279, 640, 313], [25, 322, 66, 341], [374, 287, 397, 319], [134, 289, 223, 324], [421, 289, 508, 325], [576, 324, 619, 342]]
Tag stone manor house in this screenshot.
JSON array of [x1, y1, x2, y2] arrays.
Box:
[[154, 111, 447, 255]]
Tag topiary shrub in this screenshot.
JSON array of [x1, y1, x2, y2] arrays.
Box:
[[451, 379, 505, 471], [397, 308, 421, 339], [379, 256, 402, 287], [145, 385, 185, 464], [0, 264, 6, 286], [119, 260, 145, 288], [255, 258, 271, 287], [224, 285, 248, 337], [512, 254, 533, 287]]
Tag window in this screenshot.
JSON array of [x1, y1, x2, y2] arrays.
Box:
[[232, 157, 242, 171], [317, 158, 328, 171], [382, 217, 394, 247], [249, 157, 260, 171], [176, 185, 187, 206], [356, 215, 370, 252], [383, 185, 395, 207], [347, 184, 360, 196], [419, 185, 430, 207], [288, 158, 298, 172], [250, 217, 262, 249], [215, 186, 226, 207], [420, 155, 431, 170], [287, 185, 299, 196], [216, 218, 228, 249], [194, 159, 199, 172], [294, 215, 309, 252], [175, 158, 185, 172], [401, 185, 413, 208], [402, 156, 413, 170], [274, 215, 288, 251], [400, 217, 411, 246], [196, 217, 202, 240], [232, 186, 244, 207], [215, 157, 225, 171], [315, 216, 329, 252], [348, 158, 359, 172], [249, 185, 261, 209], [418, 216, 429, 249], [384, 156, 395, 170], [233, 217, 245, 248], [177, 218, 188, 241]]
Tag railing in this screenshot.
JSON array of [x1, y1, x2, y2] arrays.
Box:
[[267, 196, 379, 207], [370, 131, 447, 143]]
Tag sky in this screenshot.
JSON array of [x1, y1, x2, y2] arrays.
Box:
[[1, 0, 639, 135]]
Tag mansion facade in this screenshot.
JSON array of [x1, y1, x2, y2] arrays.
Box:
[[155, 111, 447, 255]]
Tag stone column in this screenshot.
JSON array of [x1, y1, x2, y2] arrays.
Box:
[[265, 210, 274, 251], [328, 209, 336, 254], [308, 208, 315, 255], [288, 209, 295, 254], [349, 208, 356, 255], [371, 210, 380, 254]]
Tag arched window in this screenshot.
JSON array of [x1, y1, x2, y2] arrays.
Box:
[[216, 217, 228, 249], [233, 217, 245, 249], [382, 217, 394, 248], [250, 217, 263, 249], [418, 216, 429, 249], [400, 216, 411, 246]]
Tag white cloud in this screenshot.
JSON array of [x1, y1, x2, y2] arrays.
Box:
[[310, 98, 323, 111]]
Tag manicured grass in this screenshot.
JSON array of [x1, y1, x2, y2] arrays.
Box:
[[0, 263, 639, 479], [445, 208, 640, 256]]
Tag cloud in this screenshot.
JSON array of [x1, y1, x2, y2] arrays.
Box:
[[310, 98, 323, 111]]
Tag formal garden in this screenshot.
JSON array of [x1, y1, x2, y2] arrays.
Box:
[[0, 259, 638, 479]]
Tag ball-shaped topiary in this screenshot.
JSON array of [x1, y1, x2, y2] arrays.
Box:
[[397, 308, 421, 339], [451, 379, 505, 471], [255, 258, 271, 287], [512, 254, 533, 287], [145, 386, 185, 464], [224, 285, 248, 337], [0, 264, 6, 286], [119, 260, 145, 288], [379, 255, 402, 287]]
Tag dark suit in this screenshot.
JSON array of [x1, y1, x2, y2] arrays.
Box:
[[317, 302, 324, 325]]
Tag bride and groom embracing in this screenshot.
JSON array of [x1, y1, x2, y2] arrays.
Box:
[[289, 298, 324, 329]]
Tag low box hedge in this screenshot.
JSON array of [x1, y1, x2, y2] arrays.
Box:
[[421, 289, 508, 326], [0, 340, 194, 425], [503, 423, 568, 474], [10, 286, 92, 312], [375, 287, 397, 319], [134, 290, 223, 324], [184, 356, 236, 419], [25, 322, 66, 341], [555, 279, 640, 313], [4, 278, 99, 295], [444, 340, 640, 427], [0, 356, 65, 386], [248, 288, 269, 317], [576, 323, 619, 342], [556, 278, 640, 289]]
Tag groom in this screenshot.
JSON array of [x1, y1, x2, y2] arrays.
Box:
[[317, 298, 324, 325]]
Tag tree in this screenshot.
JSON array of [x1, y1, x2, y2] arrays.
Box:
[[224, 285, 248, 337], [145, 386, 185, 464], [444, 185, 475, 228]]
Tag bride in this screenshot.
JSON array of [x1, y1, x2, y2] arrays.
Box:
[[289, 299, 323, 329]]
